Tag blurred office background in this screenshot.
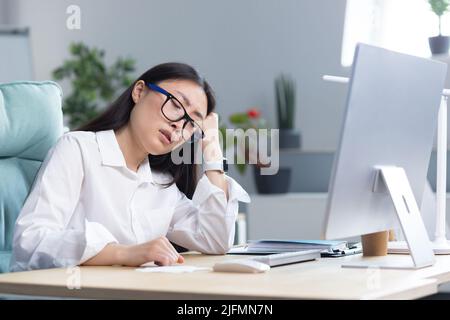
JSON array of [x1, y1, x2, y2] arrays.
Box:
[[2, 0, 450, 241]]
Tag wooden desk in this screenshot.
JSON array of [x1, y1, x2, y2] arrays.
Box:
[[0, 253, 449, 300]]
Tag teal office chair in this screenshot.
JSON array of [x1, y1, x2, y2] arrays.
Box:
[[0, 81, 63, 273]]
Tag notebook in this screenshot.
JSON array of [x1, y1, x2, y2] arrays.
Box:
[[228, 239, 347, 255]]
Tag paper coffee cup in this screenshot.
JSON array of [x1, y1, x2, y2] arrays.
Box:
[[361, 231, 389, 256]]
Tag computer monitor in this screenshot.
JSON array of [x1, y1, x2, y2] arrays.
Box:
[[322, 44, 447, 269]]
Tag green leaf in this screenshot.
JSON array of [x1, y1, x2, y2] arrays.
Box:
[[235, 163, 247, 175], [275, 73, 297, 129], [52, 41, 136, 129], [429, 0, 450, 16], [229, 112, 249, 124]]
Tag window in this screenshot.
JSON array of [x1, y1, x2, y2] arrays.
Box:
[[341, 0, 448, 66]]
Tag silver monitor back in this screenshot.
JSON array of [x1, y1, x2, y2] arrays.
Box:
[[323, 44, 447, 240]]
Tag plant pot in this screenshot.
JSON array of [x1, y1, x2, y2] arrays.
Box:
[[279, 129, 301, 149], [253, 166, 291, 194], [429, 35, 450, 55]]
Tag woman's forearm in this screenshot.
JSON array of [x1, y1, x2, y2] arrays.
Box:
[[202, 128, 229, 200], [81, 237, 184, 267], [205, 171, 229, 200], [82, 243, 128, 266]]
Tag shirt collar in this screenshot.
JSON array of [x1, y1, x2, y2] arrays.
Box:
[[95, 130, 154, 184], [137, 156, 154, 184]]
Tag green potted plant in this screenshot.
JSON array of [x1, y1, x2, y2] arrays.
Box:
[[223, 108, 291, 194], [53, 42, 136, 128], [223, 107, 267, 175], [428, 0, 450, 55], [275, 73, 301, 148]]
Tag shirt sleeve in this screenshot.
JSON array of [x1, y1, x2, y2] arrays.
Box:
[[166, 174, 250, 255], [10, 134, 118, 272]]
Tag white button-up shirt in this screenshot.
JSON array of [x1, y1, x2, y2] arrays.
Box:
[[10, 130, 250, 272]]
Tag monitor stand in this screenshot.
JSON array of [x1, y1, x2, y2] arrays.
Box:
[[342, 166, 436, 270], [389, 96, 450, 255], [388, 181, 450, 254]]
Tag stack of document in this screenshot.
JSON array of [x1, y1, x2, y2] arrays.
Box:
[[228, 239, 347, 254]]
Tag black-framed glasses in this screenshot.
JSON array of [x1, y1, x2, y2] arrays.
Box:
[[147, 83, 205, 143]]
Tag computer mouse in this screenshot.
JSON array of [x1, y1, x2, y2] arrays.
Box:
[[213, 259, 270, 273]]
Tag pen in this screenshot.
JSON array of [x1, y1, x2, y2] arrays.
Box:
[[341, 248, 362, 255]]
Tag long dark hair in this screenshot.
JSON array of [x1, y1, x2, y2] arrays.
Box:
[[77, 62, 216, 199]]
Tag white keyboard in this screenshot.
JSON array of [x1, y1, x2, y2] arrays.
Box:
[[251, 249, 322, 267]]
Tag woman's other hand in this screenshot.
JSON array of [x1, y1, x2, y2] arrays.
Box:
[[83, 236, 185, 267]]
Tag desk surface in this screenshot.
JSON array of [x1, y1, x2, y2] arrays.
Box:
[[1, 253, 450, 300]]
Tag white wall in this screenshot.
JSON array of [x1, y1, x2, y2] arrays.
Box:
[[5, 0, 349, 150], [0, 0, 10, 23], [3, 0, 350, 191]]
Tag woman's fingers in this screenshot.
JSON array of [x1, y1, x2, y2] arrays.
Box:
[[160, 237, 182, 262], [140, 236, 184, 266], [154, 237, 182, 265], [154, 254, 171, 266]]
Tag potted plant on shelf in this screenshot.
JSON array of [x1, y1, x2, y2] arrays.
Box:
[[222, 108, 291, 194], [53, 42, 136, 129], [276, 73, 301, 149], [428, 0, 450, 55]]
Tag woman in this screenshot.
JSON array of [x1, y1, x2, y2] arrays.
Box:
[[10, 62, 250, 271]]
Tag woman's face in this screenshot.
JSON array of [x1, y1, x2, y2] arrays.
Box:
[[129, 79, 208, 155]]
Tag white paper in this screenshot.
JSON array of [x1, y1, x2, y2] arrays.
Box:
[[135, 265, 211, 273]]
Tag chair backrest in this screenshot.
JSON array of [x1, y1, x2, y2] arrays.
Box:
[[0, 81, 63, 272]]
